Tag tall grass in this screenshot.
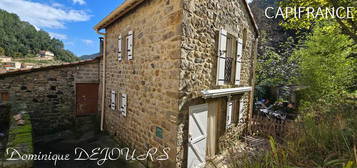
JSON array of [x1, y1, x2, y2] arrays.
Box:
[[233, 96, 356, 168]]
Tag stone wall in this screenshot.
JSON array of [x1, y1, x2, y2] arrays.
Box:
[[103, 0, 182, 167], [177, 0, 258, 166], [0, 60, 100, 136]]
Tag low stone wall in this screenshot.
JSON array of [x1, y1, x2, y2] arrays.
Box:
[[0, 60, 100, 136], [1, 104, 33, 168]]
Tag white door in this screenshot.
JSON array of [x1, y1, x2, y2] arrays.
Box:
[[188, 104, 208, 168]]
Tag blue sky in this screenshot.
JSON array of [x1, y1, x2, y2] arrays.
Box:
[[0, 0, 253, 57], [0, 0, 126, 56]]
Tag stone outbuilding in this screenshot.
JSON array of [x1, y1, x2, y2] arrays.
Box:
[[94, 0, 259, 167], [0, 57, 101, 136]]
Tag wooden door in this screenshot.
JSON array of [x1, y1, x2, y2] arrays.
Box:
[[76, 83, 99, 116], [188, 104, 208, 168]]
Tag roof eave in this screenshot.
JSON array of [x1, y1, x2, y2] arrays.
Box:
[[94, 0, 145, 31]]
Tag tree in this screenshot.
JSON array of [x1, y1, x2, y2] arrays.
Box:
[[256, 39, 299, 86], [0, 9, 79, 62], [250, 0, 302, 87], [280, 0, 357, 42], [292, 22, 356, 101]]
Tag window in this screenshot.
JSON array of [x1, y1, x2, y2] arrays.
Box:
[[111, 90, 116, 110], [120, 93, 127, 116], [127, 31, 133, 60], [224, 34, 238, 84], [217, 29, 243, 86], [118, 35, 122, 61]]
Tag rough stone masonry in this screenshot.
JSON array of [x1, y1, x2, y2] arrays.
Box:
[[0, 59, 100, 136], [99, 0, 258, 167]]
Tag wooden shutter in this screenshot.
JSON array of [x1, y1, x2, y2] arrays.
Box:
[[111, 90, 116, 110], [235, 38, 243, 85], [120, 93, 127, 116], [127, 31, 133, 60], [118, 35, 122, 61], [238, 99, 244, 123], [216, 29, 227, 85], [226, 101, 233, 129]]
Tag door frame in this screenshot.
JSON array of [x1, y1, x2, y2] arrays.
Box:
[[187, 103, 209, 168]]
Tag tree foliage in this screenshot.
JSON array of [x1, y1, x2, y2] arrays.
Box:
[[292, 23, 356, 101], [250, 0, 302, 86], [0, 9, 79, 62], [280, 0, 357, 42]]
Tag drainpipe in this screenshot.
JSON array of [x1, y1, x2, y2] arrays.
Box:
[[96, 29, 107, 131]]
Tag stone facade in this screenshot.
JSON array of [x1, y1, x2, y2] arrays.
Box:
[[0, 60, 100, 136], [177, 0, 258, 166], [102, 0, 182, 167], [99, 0, 258, 167]]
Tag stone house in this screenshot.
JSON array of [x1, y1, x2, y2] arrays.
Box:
[[94, 0, 258, 167], [38, 50, 55, 60]]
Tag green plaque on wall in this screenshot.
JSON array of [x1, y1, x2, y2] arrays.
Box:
[[156, 127, 163, 139]]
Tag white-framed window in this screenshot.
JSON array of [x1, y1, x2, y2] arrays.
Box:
[[111, 90, 116, 110], [118, 35, 122, 61], [216, 29, 244, 86], [120, 93, 127, 116], [127, 31, 133, 60]]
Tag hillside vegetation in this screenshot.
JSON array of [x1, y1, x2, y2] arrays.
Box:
[[0, 9, 79, 62]]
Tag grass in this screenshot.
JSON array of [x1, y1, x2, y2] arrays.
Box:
[[6, 113, 34, 156]]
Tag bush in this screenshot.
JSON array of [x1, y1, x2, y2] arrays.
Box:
[[235, 96, 356, 168]]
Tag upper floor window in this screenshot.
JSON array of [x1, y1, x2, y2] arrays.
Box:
[[117, 31, 134, 62], [217, 29, 243, 86]]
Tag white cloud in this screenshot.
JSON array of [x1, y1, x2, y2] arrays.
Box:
[[82, 39, 94, 45], [49, 32, 67, 40], [72, 0, 86, 5], [0, 0, 91, 29]]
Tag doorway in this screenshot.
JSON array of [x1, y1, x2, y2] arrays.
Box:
[[76, 83, 99, 116], [187, 104, 208, 168]]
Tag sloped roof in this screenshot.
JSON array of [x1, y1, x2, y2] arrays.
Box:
[[94, 0, 259, 36]]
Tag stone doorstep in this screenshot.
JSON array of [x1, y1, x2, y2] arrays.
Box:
[[1, 160, 33, 168]]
